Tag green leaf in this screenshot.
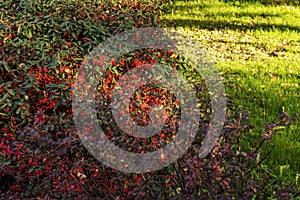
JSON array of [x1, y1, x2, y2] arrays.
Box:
[[2, 61, 11, 72], [7, 89, 15, 96], [2, 93, 8, 101], [1, 161, 11, 166], [16, 107, 21, 115], [49, 96, 59, 100], [28, 29, 32, 38], [28, 167, 35, 173]]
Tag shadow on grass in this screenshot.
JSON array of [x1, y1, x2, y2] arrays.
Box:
[[163, 0, 300, 32], [164, 18, 300, 32], [171, 0, 300, 5], [230, 0, 300, 5], [211, 11, 282, 18]]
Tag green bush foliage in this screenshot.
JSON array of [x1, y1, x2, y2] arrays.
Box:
[[0, 0, 163, 198]]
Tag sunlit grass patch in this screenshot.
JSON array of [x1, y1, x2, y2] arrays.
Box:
[[162, 0, 300, 186]]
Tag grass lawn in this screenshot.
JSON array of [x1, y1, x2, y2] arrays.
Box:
[[161, 0, 299, 186]]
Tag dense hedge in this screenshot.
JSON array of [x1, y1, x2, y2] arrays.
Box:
[[0, 0, 163, 198], [0, 0, 299, 199]]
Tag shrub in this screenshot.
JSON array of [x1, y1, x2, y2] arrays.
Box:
[[0, 0, 164, 198]]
